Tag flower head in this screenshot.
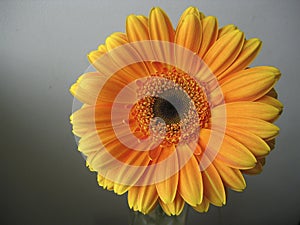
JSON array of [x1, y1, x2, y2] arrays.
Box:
[[70, 6, 282, 215]]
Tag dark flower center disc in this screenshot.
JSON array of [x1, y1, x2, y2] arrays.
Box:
[[153, 89, 190, 125]]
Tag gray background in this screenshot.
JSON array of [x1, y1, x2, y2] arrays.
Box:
[[1, 0, 299, 224]]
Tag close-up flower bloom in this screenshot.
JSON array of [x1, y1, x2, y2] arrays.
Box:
[[70, 6, 282, 217]]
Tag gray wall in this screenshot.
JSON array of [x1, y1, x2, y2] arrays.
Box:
[[1, 0, 299, 224]]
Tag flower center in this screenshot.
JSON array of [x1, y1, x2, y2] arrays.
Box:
[[152, 89, 190, 125], [131, 67, 211, 145]]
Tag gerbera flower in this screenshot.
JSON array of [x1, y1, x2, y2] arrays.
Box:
[[70, 6, 282, 216]]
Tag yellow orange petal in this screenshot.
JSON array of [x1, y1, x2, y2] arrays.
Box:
[[211, 117, 279, 139], [137, 15, 148, 27], [97, 174, 105, 186], [109, 153, 151, 189], [219, 38, 262, 79], [113, 182, 130, 195], [137, 185, 159, 214], [93, 136, 150, 167], [212, 102, 281, 122], [99, 170, 130, 194], [125, 15, 158, 74], [178, 154, 203, 206], [217, 24, 237, 39], [81, 130, 150, 179], [203, 30, 245, 76], [88, 37, 124, 76], [225, 127, 270, 157], [193, 197, 210, 213], [106, 32, 128, 49], [105, 32, 150, 76], [97, 174, 114, 191], [80, 138, 116, 173], [71, 105, 106, 136], [174, 13, 202, 72], [213, 160, 246, 192], [229, 117, 280, 139], [78, 130, 102, 154], [202, 163, 226, 206], [126, 15, 149, 42], [71, 103, 128, 139], [155, 145, 179, 204], [70, 118, 89, 137], [97, 72, 137, 103], [149, 7, 175, 67], [220, 66, 281, 102], [198, 16, 218, 58], [261, 92, 283, 121], [199, 129, 257, 169], [70, 108, 90, 137], [70, 72, 104, 105], [128, 186, 139, 211], [178, 6, 202, 27], [159, 193, 185, 216], [256, 95, 283, 111], [175, 13, 202, 53], [129, 185, 158, 214], [149, 7, 175, 41], [156, 174, 178, 204], [87, 45, 107, 72]]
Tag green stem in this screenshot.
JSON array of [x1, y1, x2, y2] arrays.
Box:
[[129, 205, 189, 225]]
